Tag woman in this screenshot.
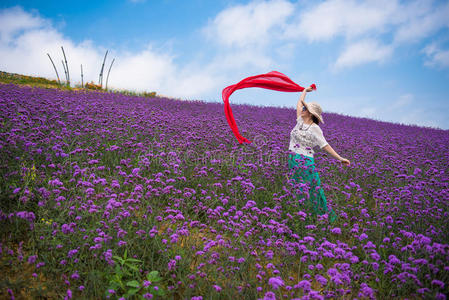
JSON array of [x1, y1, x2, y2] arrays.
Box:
[[288, 87, 350, 223]]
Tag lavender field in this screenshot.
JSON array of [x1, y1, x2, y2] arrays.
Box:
[[1, 82, 448, 299]]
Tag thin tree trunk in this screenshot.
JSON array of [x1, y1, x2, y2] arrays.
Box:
[[105, 58, 115, 91], [61, 60, 68, 84], [47, 53, 61, 84], [61, 46, 70, 86], [81, 64, 84, 88], [99, 50, 108, 87]]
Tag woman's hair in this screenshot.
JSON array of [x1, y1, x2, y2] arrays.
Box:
[[312, 115, 319, 125]]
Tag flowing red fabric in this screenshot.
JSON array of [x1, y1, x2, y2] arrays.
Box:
[[222, 71, 316, 144]]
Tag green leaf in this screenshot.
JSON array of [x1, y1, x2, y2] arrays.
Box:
[[115, 265, 122, 275], [147, 270, 160, 281], [114, 274, 122, 282], [152, 286, 165, 296], [113, 256, 125, 265], [126, 263, 139, 272], [127, 288, 139, 296], [126, 280, 140, 288], [124, 249, 128, 259], [126, 258, 142, 263]]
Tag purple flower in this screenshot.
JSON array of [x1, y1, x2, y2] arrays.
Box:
[[432, 279, 445, 288], [327, 268, 338, 277], [268, 276, 284, 290], [103, 249, 114, 265], [315, 274, 328, 286], [263, 291, 276, 300], [359, 233, 368, 241], [62, 224, 74, 234], [358, 283, 375, 299], [388, 255, 400, 265], [417, 288, 430, 294], [265, 250, 274, 259], [370, 252, 380, 261], [7, 288, 14, 299], [49, 178, 63, 186], [331, 227, 341, 234], [297, 280, 311, 291], [68, 249, 78, 258], [70, 271, 80, 280], [16, 211, 35, 222], [132, 168, 140, 175], [168, 259, 177, 271], [28, 255, 37, 264]]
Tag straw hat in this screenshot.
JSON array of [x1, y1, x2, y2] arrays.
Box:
[[304, 102, 324, 124]]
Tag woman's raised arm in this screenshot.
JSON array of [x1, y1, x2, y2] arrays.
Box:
[[296, 87, 313, 118]]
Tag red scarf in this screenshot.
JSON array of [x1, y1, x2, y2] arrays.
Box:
[[222, 71, 316, 144]]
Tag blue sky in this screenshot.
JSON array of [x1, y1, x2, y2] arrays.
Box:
[[1, 0, 449, 130]]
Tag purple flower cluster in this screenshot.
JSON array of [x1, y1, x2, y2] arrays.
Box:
[[1, 84, 448, 299]]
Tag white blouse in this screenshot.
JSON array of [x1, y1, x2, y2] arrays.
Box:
[[288, 115, 328, 158]]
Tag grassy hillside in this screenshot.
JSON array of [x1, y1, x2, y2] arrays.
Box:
[[1, 80, 448, 299], [0, 70, 158, 98]]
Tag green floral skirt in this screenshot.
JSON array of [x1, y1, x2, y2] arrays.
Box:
[[288, 153, 337, 223]]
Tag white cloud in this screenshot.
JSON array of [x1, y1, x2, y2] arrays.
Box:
[[0, 7, 102, 82], [284, 0, 449, 71], [285, 0, 398, 42], [333, 39, 393, 70], [423, 43, 449, 69], [203, 0, 294, 48], [0, 6, 50, 44], [285, 0, 449, 44], [393, 0, 449, 43], [199, 0, 297, 84], [0, 6, 218, 98], [0, 4, 289, 100]]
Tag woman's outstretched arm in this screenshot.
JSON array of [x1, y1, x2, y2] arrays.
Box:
[[322, 144, 350, 166], [296, 87, 313, 118]]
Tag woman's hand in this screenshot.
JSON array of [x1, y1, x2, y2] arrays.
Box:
[[340, 157, 350, 166], [304, 86, 314, 92]]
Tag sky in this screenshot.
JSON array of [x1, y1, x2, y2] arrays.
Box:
[[1, 0, 449, 130]]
